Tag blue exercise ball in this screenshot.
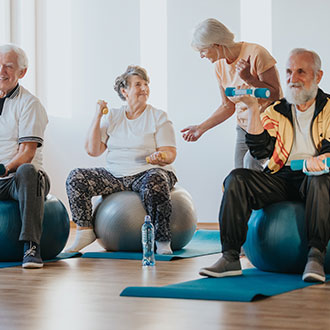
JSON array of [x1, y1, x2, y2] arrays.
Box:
[[0, 195, 70, 261], [94, 186, 197, 252], [243, 201, 330, 274]]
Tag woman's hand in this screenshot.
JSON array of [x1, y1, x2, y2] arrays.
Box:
[[146, 147, 176, 166], [236, 56, 253, 83], [96, 100, 108, 116], [181, 125, 204, 142]]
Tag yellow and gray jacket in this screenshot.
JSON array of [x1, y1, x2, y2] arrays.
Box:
[[246, 89, 330, 174]]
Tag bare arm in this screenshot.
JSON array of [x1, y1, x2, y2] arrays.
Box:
[[181, 84, 236, 142], [85, 100, 108, 157], [1, 142, 38, 177]]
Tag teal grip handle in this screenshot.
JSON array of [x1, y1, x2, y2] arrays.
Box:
[[290, 158, 330, 171], [225, 87, 270, 98], [0, 164, 6, 176]]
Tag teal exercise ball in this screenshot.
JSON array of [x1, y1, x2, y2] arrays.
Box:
[[243, 201, 330, 274], [0, 195, 70, 261], [94, 186, 197, 252]]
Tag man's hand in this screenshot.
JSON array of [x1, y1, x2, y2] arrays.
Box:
[[181, 125, 204, 142], [306, 155, 327, 172]]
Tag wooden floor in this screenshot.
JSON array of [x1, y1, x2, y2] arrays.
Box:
[[1, 228, 330, 330]]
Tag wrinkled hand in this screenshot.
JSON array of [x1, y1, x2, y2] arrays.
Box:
[[306, 155, 326, 172], [96, 100, 108, 115], [146, 151, 167, 165], [236, 56, 252, 82], [181, 125, 203, 142], [230, 84, 259, 108]]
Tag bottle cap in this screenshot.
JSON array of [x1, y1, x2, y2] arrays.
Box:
[[144, 215, 151, 222]]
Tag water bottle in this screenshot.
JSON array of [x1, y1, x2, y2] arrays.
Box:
[[141, 215, 155, 266], [225, 87, 270, 98]]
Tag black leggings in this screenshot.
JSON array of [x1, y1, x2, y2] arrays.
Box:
[[66, 167, 177, 241], [219, 167, 330, 253]]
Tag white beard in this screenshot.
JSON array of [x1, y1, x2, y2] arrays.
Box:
[[285, 80, 318, 105]]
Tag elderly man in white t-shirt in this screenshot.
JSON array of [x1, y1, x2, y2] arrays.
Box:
[[0, 44, 49, 268]]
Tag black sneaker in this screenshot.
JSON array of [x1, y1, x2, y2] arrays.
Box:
[[199, 250, 242, 278], [22, 241, 43, 269], [302, 247, 325, 283]]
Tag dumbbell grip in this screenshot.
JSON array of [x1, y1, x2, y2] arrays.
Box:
[[290, 158, 330, 171], [0, 164, 6, 176]]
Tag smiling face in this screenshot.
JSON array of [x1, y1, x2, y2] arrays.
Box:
[[199, 45, 223, 63], [121, 75, 150, 106], [285, 52, 322, 105], [0, 51, 27, 95]]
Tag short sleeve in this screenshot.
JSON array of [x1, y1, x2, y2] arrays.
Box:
[[18, 100, 48, 147], [252, 45, 277, 75], [155, 111, 176, 148]]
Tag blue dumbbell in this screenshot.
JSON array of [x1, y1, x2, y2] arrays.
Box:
[[290, 158, 330, 171], [225, 87, 270, 98]]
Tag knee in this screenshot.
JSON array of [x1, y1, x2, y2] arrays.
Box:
[[66, 168, 85, 190], [143, 172, 171, 200], [16, 163, 37, 180], [223, 169, 249, 190], [307, 175, 330, 193]]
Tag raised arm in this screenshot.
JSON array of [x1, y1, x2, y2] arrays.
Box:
[[85, 100, 107, 157], [181, 84, 236, 142], [236, 57, 281, 102]]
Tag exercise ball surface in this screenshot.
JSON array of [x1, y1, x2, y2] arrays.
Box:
[[94, 186, 197, 252], [243, 201, 330, 273], [0, 195, 70, 261]]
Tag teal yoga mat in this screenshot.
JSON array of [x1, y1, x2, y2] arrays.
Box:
[[0, 252, 82, 269], [121, 268, 330, 302], [82, 229, 221, 261]]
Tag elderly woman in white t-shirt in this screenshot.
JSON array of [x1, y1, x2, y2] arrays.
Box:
[[65, 65, 177, 254]]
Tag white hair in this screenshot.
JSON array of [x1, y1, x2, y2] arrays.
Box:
[[191, 18, 235, 50], [288, 48, 321, 74], [0, 44, 28, 70]]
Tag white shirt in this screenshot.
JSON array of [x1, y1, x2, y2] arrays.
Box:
[[100, 104, 176, 177], [0, 85, 48, 178], [286, 103, 317, 165]]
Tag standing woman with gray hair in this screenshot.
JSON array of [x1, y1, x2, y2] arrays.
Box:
[[65, 65, 177, 254], [181, 18, 282, 170]]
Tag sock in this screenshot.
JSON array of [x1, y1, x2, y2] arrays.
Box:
[[156, 241, 173, 255], [65, 228, 96, 253]]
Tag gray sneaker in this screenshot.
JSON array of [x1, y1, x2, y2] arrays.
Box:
[[302, 247, 325, 283], [199, 250, 242, 278]]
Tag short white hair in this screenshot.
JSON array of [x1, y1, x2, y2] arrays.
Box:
[[288, 48, 321, 74], [191, 18, 235, 50], [0, 44, 28, 70]]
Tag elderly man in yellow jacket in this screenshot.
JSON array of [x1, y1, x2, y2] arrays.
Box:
[[200, 48, 330, 283]]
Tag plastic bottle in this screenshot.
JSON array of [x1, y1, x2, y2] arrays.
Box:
[[225, 87, 270, 98], [141, 215, 155, 266]]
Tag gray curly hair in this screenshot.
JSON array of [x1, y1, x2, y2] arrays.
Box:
[[114, 65, 150, 101]]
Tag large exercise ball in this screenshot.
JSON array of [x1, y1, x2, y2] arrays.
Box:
[[0, 195, 70, 261], [94, 186, 197, 252], [243, 201, 330, 273]]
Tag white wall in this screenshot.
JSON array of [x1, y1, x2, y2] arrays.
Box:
[[272, 0, 330, 91], [6, 0, 330, 223], [37, 0, 140, 214]]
